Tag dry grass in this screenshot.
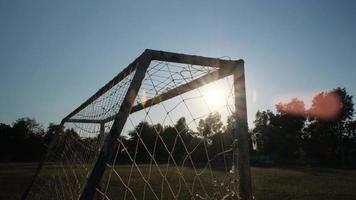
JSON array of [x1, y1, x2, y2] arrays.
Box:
[[1, 163, 356, 200]]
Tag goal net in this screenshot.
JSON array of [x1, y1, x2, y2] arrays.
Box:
[[23, 49, 252, 200]]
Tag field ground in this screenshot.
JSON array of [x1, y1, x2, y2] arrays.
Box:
[[1, 163, 356, 200]]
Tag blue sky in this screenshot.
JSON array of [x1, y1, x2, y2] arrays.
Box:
[[1, 0, 356, 127]]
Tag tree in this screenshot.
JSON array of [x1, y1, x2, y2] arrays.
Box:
[[11, 118, 46, 161], [44, 123, 62, 146], [252, 98, 307, 160], [172, 117, 193, 163], [197, 112, 223, 138], [345, 120, 356, 139], [223, 113, 237, 151], [0, 123, 13, 161], [128, 121, 158, 162], [252, 110, 277, 157], [304, 88, 355, 164], [275, 98, 307, 159], [196, 112, 226, 165]]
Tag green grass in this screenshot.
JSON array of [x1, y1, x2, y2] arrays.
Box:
[[1, 163, 356, 200], [101, 165, 235, 200]]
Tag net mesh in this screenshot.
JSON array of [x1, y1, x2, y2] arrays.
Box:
[[26, 59, 240, 200]]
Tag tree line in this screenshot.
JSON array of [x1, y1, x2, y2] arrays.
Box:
[[0, 113, 235, 166], [1, 87, 355, 167], [0, 119, 59, 162], [111, 113, 236, 167], [252, 87, 356, 166]]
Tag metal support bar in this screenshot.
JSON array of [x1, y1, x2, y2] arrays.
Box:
[[79, 51, 151, 200], [148, 49, 243, 70], [233, 61, 253, 200], [100, 122, 105, 135], [65, 118, 103, 124]]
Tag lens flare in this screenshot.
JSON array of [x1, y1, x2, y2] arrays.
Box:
[[308, 92, 342, 120], [275, 91, 343, 121], [140, 90, 147, 107]]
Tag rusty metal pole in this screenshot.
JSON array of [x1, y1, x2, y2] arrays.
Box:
[[233, 60, 253, 200]]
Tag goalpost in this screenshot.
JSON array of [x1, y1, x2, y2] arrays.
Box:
[[23, 49, 252, 200]]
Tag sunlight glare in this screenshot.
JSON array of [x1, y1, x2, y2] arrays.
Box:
[[206, 88, 224, 108]]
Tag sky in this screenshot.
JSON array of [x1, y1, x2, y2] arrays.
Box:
[[1, 0, 356, 128]]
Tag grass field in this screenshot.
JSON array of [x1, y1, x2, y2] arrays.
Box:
[[1, 163, 356, 200]]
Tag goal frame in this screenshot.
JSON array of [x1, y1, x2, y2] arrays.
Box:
[[23, 49, 253, 200]]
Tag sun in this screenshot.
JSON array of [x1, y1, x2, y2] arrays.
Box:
[[206, 88, 224, 108]]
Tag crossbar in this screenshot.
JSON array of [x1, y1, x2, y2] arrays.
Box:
[[64, 64, 241, 124], [148, 49, 243, 69], [61, 49, 242, 123]]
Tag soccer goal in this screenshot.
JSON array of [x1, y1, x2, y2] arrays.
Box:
[[23, 49, 252, 200]]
